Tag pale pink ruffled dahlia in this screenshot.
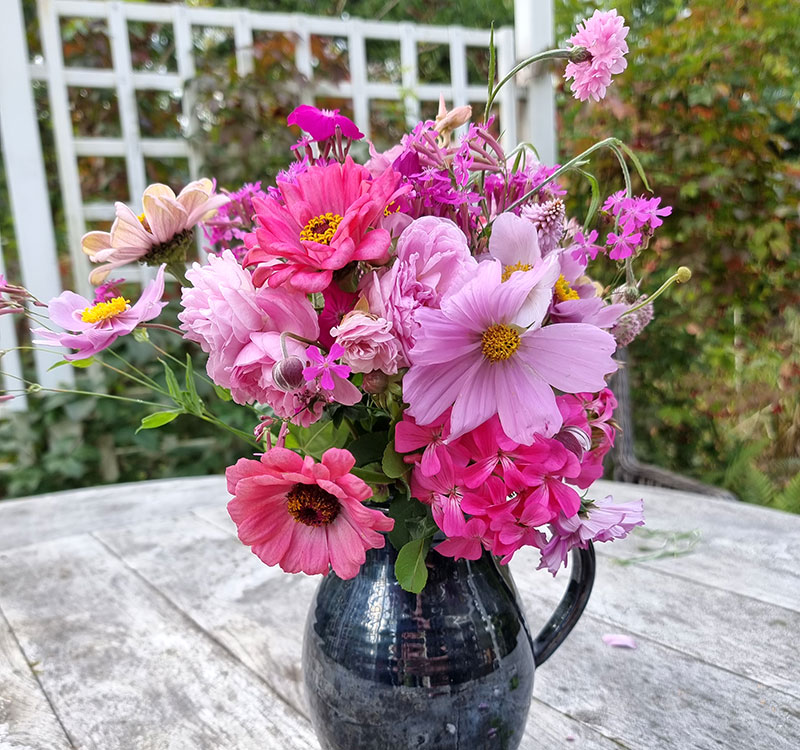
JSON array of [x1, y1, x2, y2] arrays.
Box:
[[244, 157, 405, 293], [33, 265, 166, 359], [82, 179, 227, 284], [226, 447, 393, 579], [564, 10, 629, 102], [403, 260, 618, 444]]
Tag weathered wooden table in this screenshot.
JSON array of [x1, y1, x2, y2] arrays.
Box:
[[1, 477, 798, 749]]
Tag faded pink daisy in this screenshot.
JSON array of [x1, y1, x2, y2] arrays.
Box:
[[564, 9, 629, 102], [403, 260, 618, 444], [82, 179, 228, 284], [226, 447, 393, 579]]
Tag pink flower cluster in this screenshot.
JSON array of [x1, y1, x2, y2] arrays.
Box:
[[564, 9, 630, 102], [395, 386, 631, 567], [603, 191, 673, 260]]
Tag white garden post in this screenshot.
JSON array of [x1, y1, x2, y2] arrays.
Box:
[[514, 0, 558, 165], [0, 0, 71, 392]]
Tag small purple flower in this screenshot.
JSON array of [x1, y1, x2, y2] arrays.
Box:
[[92, 277, 125, 303], [606, 220, 642, 260], [303, 344, 351, 391], [287, 105, 364, 142], [569, 229, 603, 262]]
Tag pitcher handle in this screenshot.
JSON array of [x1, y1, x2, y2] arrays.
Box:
[[532, 543, 596, 667]]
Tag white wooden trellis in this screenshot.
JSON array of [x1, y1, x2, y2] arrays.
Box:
[[1, 0, 556, 410]]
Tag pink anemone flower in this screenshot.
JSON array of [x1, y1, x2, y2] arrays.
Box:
[[82, 179, 228, 284], [403, 260, 618, 444], [33, 265, 166, 360], [226, 447, 393, 579], [244, 157, 406, 293]]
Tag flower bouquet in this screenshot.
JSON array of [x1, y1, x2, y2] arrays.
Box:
[[3, 9, 691, 749]]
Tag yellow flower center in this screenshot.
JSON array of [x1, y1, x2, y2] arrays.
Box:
[[481, 324, 521, 362], [286, 483, 341, 527], [555, 275, 580, 302], [383, 201, 401, 217], [81, 296, 130, 324], [137, 212, 151, 232], [501, 261, 533, 282], [299, 212, 344, 245]]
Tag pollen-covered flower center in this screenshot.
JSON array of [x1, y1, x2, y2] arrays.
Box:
[[383, 201, 400, 217], [286, 483, 341, 527], [300, 212, 344, 245], [81, 296, 130, 324], [555, 274, 580, 302], [137, 212, 151, 232], [481, 324, 521, 362], [501, 261, 533, 282]]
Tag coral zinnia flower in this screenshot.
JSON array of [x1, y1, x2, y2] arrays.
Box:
[[82, 179, 228, 284], [226, 447, 393, 579], [403, 260, 618, 444], [243, 157, 405, 293], [33, 266, 166, 360]]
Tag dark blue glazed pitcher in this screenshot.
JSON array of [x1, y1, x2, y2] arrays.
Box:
[[303, 540, 595, 750]]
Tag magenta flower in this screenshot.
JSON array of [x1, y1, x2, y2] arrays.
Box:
[[606, 220, 643, 260], [434, 517, 488, 561], [564, 9, 629, 102], [287, 105, 364, 142], [33, 266, 166, 360], [226, 447, 393, 579], [568, 229, 603, 263], [394, 411, 452, 477], [403, 260, 618, 444], [318, 283, 357, 349], [303, 344, 351, 391]]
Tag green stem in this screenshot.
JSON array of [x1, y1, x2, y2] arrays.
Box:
[[197, 412, 260, 449], [141, 322, 184, 336], [484, 48, 573, 123], [620, 267, 692, 317], [105, 349, 162, 390], [98, 361, 170, 397], [166, 261, 189, 286]]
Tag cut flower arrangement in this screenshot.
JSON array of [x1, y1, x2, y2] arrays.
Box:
[[2, 10, 692, 595]]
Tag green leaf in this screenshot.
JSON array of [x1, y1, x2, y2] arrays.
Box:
[[69, 357, 95, 369], [350, 466, 391, 485], [288, 419, 350, 459], [616, 141, 653, 193], [576, 168, 602, 231], [183, 354, 203, 414], [132, 327, 150, 343], [136, 410, 181, 433], [387, 493, 421, 549], [382, 439, 409, 479], [348, 430, 388, 466], [160, 360, 182, 403], [212, 384, 232, 402], [395, 537, 431, 594]]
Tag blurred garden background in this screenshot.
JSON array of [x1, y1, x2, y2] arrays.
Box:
[[1, 0, 799, 512]]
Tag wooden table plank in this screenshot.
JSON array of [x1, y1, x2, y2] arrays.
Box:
[[0, 476, 225, 552], [0, 534, 318, 750], [0, 606, 72, 750], [591, 480, 800, 612]]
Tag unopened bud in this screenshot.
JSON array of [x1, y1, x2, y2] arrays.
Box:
[[554, 425, 592, 460], [676, 266, 692, 283], [568, 46, 592, 64], [362, 370, 389, 394], [271, 356, 305, 392]]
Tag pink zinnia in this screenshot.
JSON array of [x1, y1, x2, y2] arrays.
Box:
[[564, 10, 629, 102], [403, 260, 618, 444], [33, 266, 166, 360], [226, 447, 393, 579], [287, 105, 364, 142], [244, 157, 404, 293]]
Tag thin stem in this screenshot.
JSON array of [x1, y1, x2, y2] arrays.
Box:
[[105, 349, 161, 390], [141, 322, 183, 336], [98, 360, 169, 396], [620, 267, 692, 317], [484, 48, 572, 122], [197, 412, 260, 449], [166, 261, 189, 287]]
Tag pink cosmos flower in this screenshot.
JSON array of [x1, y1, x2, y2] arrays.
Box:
[[361, 216, 477, 364], [331, 311, 400, 375], [538, 495, 644, 575], [485, 212, 560, 328], [82, 180, 228, 284], [178, 251, 319, 405], [33, 266, 166, 360], [564, 10, 629, 102], [226, 447, 393, 579], [403, 260, 618, 444], [303, 344, 350, 391], [244, 157, 405, 293], [287, 105, 364, 141]]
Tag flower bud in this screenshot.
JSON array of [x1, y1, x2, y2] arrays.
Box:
[[676, 266, 692, 283], [568, 46, 592, 64], [554, 425, 592, 460], [362, 370, 389, 394], [271, 356, 305, 392]]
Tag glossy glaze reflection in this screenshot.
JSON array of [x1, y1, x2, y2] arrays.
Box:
[[302, 542, 535, 750]]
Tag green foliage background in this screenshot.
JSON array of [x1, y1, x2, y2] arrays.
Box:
[[2, 0, 799, 512]]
